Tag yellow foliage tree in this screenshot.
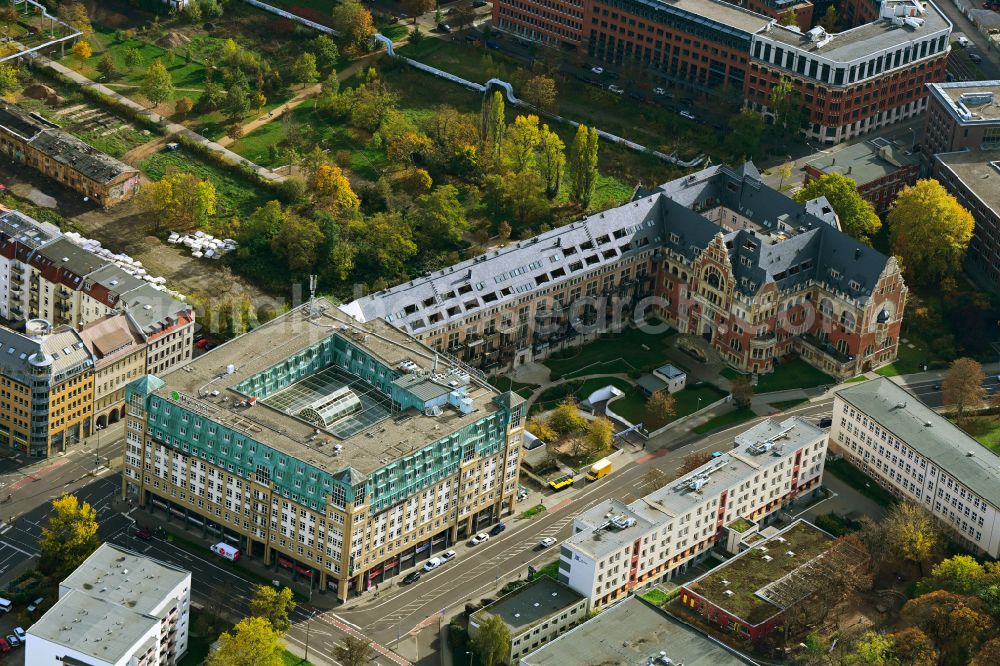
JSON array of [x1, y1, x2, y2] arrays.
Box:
[[38, 494, 100, 578], [526, 417, 557, 443], [310, 164, 360, 215], [249, 585, 295, 634], [205, 616, 284, 666], [644, 390, 676, 430], [549, 399, 587, 435], [138, 171, 217, 231], [585, 417, 614, 455], [888, 179, 974, 288], [71, 40, 92, 60], [885, 501, 943, 574], [504, 114, 541, 173]]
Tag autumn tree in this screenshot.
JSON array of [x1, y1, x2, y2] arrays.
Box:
[[271, 214, 325, 274], [888, 179, 975, 288], [941, 357, 986, 421], [568, 124, 599, 207], [402, 0, 435, 23], [537, 123, 565, 198], [521, 74, 558, 111], [137, 171, 217, 231], [527, 417, 557, 443], [498, 221, 512, 244], [38, 494, 100, 578], [777, 162, 793, 189], [883, 501, 943, 574], [644, 390, 676, 430], [333, 636, 376, 666], [504, 114, 541, 173], [310, 164, 361, 215], [585, 417, 614, 455], [472, 614, 511, 666], [292, 52, 319, 88], [71, 40, 92, 60], [97, 53, 118, 79], [779, 8, 797, 26], [971, 637, 1000, 666], [677, 451, 712, 477], [205, 616, 284, 666], [331, 0, 375, 56], [0, 64, 16, 95], [59, 2, 93, 38], [889, 628, 938, 666], [843, 632, 895, 666], [901, 590, 994, 665], [821, 5, 839, 31], [249, 585, 296, 633], [549, 399, 587, 435], [730, 374, 754, 409], [140, 59, 174, 107], [172, 96, 192, 117], [793, 172, 881, 243], [480, 90, 506, 165], [411, 184, 469, 249]]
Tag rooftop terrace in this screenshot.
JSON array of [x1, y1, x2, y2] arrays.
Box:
[[685, 521, 835, 624]]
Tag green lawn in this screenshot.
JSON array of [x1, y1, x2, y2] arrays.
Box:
[[844, 375, 869, 383], [611, 382, 726, 427], [951, 415, 1000, 455], [875, 336, 937, 377], [639, 588, 669, 605], [824, 458, 897, 507], [692, 407, 757, 434], [755, 359, 834, 394], [721, 368, 742, 380], [543, 325, 677, 380], [282, 650, 315, 666], [140, 150, 272, 221]]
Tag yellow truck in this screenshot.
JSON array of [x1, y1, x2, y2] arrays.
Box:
[[586, 459, 612, 481]]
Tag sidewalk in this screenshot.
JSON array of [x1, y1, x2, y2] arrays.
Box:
[[38, 57, 284, 182]]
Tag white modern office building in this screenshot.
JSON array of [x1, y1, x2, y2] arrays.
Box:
[[26, 544, 191, 666], [831, 378, 1000, 557], [559, 417, 828, 607]]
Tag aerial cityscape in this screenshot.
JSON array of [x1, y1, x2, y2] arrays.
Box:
[[0, 0, 997, 664]]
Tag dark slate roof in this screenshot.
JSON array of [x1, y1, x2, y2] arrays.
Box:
[[0, 104, 137, 184], [343, 164, 893, 329]]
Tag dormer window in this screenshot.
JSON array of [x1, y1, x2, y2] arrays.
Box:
[[829, 269, 841, 280]]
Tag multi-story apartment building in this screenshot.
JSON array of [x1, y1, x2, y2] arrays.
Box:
[[802, 138, 919, 214], [26, 543, 191, 666], [123, 299, 525, 600], [80, 314, 147, 428], [923, 81, 1000, 158], [0, 104, 139, 207], [831, 378, 1000, 557], [933, 151, 1000, 290], [557, 417, 827, 607], [492, 0, 950, 144], [0, 319, 94, 457], [344, 162, 908, 380], [0, 208, 194, 374]]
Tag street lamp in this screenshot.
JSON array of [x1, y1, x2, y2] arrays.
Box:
[[303, 609, 317, 661], [907, 127, 917, 152], [94, 424, 104, 471]]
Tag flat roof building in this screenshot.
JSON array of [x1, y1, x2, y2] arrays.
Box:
[[831, 377, 1000, 556], [26, 543, 191, 666], [124, 299, 525, 600], [470, 576, 588, 663], [802, 138, 919, 214], [519, 596, 757, 666], [559, 417, 828, 607]]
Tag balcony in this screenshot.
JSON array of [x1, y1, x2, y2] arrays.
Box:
[[749, 332, 776, 347], [56, 289, 71, 300]]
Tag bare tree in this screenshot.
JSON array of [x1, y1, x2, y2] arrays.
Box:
[[674, 451, 713, 479]]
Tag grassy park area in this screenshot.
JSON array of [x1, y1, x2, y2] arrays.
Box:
[[952, 415, 1000, 454], [611, 382, 727, 427], [543, 325, 676, 380], [754, 359, 834, 394], [692, 408, 757, 434]]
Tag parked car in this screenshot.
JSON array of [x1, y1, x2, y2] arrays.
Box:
[[136, 527, 153, 540], [679, 110, 697, 121], [5, 635, 18, 648], [423, 557, 442, 571], [539, 537, 557, 548], [549, 474, 574, 491], [591, 66, 604, 74], [653, 87, 666, 95], [13, 628, 25, 643], [490, 522, 507, 536], [818, 416, 833, 428], [711, 451, 723, 458], [437, 22, 452, 33], [471, 532, 490, 545], [196, 339, 211, 348], [0, 638, 9, 653], [163, 142, 180, 152], [440, 549, 457, 562], [969, 53, 982, 63], [402, 571, 421, 584], [27, 597, 44, 613], [608, 84, 624, 94], [955, 36, 971, 47]]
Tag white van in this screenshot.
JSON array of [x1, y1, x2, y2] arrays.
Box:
[[211, 542, 240, 562], [956, 36, 971, 48], [0, 598, 12, 614]]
